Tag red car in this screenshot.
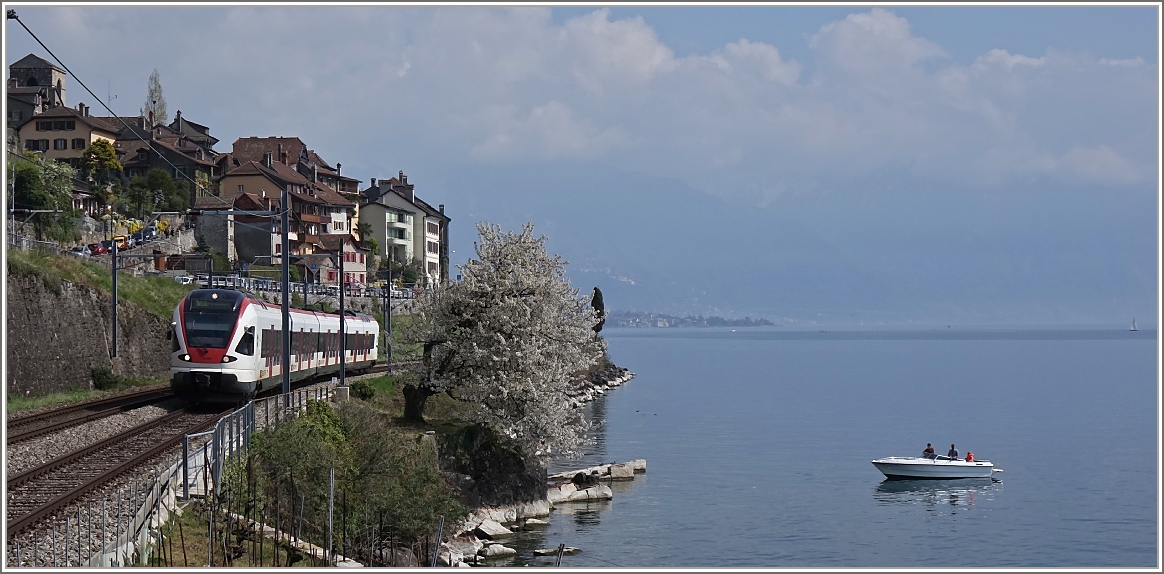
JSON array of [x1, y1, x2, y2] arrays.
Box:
[[87, 242, 109, 255]]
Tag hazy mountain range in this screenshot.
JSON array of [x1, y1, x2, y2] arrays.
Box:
[[424, 161, 1158, 327]]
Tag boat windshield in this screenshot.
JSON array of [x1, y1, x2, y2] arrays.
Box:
[[183, 290, 244, 348]]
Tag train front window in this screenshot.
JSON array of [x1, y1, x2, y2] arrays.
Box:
[[184, 290, 244, 348]]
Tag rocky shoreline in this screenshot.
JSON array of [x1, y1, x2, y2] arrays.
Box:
[[437, 364, 638, 566], [566, 364, 635, 408]]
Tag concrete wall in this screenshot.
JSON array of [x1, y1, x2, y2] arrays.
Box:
[[5, 274, 171, 398]]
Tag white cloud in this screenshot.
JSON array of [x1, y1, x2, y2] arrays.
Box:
[[1099, 57, 1144, 67], [1058, 145, 1144, 185], [972, 49, 1046, 72], [808, 8, 947, 78], [718, 39, 801, 85], [469, 101, 628, 161]]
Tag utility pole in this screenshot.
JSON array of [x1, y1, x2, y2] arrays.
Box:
[[111, 241, 119, 358], [339, 243, 346, 387], [387, 252, 393, 362], [280, 187, 291, 403]]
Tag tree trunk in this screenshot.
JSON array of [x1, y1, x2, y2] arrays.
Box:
[[401, 384, 434, 423]]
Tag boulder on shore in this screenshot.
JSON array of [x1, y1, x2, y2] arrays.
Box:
[[474, 519, 513, 539], [481, 544, 517, 557]]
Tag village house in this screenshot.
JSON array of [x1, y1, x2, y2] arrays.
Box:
[[359, 171, 451, 288]]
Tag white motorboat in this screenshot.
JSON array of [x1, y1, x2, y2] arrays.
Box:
[[871, 456, 1002, 480]]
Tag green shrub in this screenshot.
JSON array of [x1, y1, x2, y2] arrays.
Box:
[[349, 379, 376, 401], [91, 365, 121, 390]]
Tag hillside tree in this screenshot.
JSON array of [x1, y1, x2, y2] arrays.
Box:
[[591, 286, 605, 334], [80, 138, 123, 206], [141, 68, 168, 127], [400, 222, 605, 463], [11, 154, 81, 242]]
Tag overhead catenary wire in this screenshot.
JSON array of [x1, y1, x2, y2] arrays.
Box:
[[6, 9, 236, 210]]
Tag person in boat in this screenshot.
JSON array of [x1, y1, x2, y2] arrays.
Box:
[[922, 443, 936, 459], [965, 452, 974, 462], [947, 444, 959, 460]]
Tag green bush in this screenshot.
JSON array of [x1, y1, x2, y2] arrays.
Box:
[[349, 379, 376, 401], [91, 365, 121, 390]]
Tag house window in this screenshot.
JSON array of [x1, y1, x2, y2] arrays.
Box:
[[53, 138, 68, 150], [24, 139, 48, 151], [427, 241, 439, 254], [8, 110, 22, 122], [275, 244, 281, 254], [427, 221, 439, 235], [238, 185, 244, 194], [137, 151, 147, 161], [71, 138, 86, 149]]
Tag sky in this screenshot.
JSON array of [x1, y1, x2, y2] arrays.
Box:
[[3, 2, 1160, 326]]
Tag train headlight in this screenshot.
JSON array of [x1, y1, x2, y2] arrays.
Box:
[[222, 356, 237, 363], [181, 354, 191, 361]]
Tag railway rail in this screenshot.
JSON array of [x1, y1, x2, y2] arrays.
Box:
[[5, 407, 225, 539], [6, 387, 175, 445]]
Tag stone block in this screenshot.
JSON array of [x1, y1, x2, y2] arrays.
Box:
[[517, 499, 552, 518], [547, 482, 577, 504], [481, 544, 517, 557], [566, 484, 613, 501], [609, 463, 635, 480], [474, 519, 513, 539]]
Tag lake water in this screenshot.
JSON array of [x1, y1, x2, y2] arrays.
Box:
[[493, 326, 1159, 568]]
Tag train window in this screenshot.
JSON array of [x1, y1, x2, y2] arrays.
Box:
[[235, 326, 255, 356], [184, 312, 239, 349]]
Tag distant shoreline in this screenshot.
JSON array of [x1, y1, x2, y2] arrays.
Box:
[[607, 311, 773, 328]]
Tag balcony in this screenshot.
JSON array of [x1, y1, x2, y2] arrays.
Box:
[[386, 218, 409, 230], [296, 212, 331, 224]]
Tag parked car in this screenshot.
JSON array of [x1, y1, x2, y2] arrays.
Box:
[[87, 242, 108, 255], [174, 275, 193, 285], [111, 235, 131, 250], [131, 230, 147, 246], [69, 245, 91, 258]]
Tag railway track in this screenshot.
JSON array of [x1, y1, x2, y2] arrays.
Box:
[[6, 387, 175, 445], [5, 407, 225, 539]]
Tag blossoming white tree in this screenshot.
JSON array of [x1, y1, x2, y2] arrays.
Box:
[[401, 222, 605, 462]]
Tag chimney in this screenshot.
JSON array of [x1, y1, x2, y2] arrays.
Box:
[[148, 110, 155, 127], [409, 189, 415, 204], [398, 170, 404, 183], [439, 204, 444, 214], [175, 109, 181, 125], [264, 152, 273, 168], [370, 178, 376, 188], [336, 162, 341, 177]]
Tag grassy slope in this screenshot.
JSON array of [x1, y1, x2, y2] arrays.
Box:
[[6, 247, 196, 319]]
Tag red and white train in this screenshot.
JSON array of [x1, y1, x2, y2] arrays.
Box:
[[170, 288, 379, 403]]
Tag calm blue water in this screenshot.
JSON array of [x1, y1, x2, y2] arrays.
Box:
[[496, 326, 1159, 568]]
